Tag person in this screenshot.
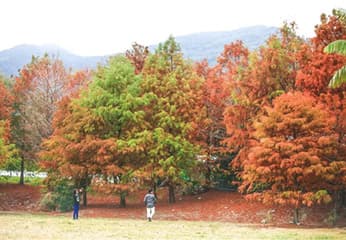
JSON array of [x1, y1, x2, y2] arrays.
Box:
[[143, 188, 157, 222], [73, 188, 81, 220]]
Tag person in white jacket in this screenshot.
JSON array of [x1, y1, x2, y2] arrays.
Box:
[[143, 189, 157, 222]]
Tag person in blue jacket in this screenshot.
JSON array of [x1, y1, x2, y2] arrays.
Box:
[[73, 189, 81, 220]]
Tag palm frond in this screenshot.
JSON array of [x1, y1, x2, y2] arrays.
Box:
[[328, 66, 346, 88], [324, 40, 346, 55]]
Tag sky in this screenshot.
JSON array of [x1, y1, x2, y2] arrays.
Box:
[[1, 0, 345, 56]]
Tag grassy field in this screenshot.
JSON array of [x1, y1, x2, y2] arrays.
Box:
[[0, 213, 345, 240]]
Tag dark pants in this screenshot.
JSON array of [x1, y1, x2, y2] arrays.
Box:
[[73, 203, 79, 219]]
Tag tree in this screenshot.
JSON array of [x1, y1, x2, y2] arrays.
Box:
[[140, 36, 204, 203], [239, 92, 336, 224], [13, 54, 70, 184], [40, 97, 104, 207], [41, 56, 148, 207], [194, 41, 249, 186], [297, 10, 346, 221], [223, 23, 302, 168], [81, 56, 151, 207]]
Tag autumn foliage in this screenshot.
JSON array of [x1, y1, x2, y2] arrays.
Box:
[[226, 13, 346, 224], [0, 80, 14, 164], [12, 55, 70, 160], [0, 7, 343, 225], [239, 92, 335, 210]]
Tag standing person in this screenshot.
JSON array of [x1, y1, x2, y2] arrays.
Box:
[[143, 189, 157, 222], [73, 189, 80, 220]]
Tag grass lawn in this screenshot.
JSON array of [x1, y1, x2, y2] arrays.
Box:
[[0, 212, 345, 240]]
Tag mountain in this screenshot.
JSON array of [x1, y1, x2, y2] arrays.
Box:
[[0, 44, 107, 77], [0, 25, 277, 77], [152, 25, 278, 65]]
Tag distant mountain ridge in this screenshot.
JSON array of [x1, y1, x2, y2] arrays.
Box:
[[0, 25, 277, 77], [174, 25, 278, 64], [0, 44, 107, 77]]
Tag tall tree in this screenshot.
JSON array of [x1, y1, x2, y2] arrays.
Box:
[[40, 97, 103, 206], [223, 23, 303, 168], [194, 41, 249, 186], [140, 36, 204, 203], [13, 54, 70, 184], [81, 56, 150, 207], [239, 92, 336, 224], [41, 56, 148, 207], [296, 10, 346, 219]]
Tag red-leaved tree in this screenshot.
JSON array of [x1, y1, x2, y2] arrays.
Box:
[[295, 11, 346, 219], [239, 91, 338, 224]]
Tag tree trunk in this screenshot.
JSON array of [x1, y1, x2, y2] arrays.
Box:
[[293, 208, 299, 225], [332, 191, 342, 226], [168, 184, 175, 203], [19, 158, 24, 185], [153, 183, 158, 199], [120, 192, 126, 208]]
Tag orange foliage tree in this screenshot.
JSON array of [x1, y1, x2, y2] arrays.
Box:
[[239, 92, 337, 224], [194, 41, 249, 185], [295, 11, 346, 218], [40, 97, 106, 206], [41, 56, 148, 207], [223, 23, 303, 169]]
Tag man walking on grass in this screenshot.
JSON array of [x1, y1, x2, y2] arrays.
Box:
[[144, 189, 156, 222]]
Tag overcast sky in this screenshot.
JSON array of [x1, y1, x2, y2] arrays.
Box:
[[1, 0, 344, 56]]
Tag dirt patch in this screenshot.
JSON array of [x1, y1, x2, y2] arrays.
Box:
[[1, 184, 345, 227], [0, 184, 41, 211]]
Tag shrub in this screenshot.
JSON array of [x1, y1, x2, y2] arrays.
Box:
[[40, 178, 75, 212]]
